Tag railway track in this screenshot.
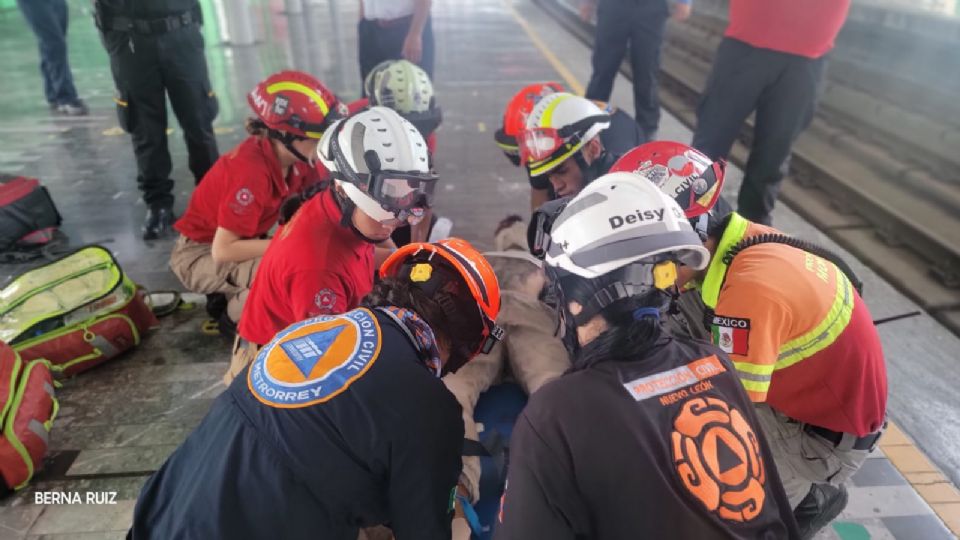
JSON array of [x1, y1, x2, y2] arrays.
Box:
[[535, 0, 960, 335]]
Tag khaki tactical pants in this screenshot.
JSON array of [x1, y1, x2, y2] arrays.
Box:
[[169, 235, 260, 322], [224, 336, 260, 387], [754, 404, 877, 508], [442, 290, 570, 502]]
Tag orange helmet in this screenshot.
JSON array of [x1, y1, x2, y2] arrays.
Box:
[[248, 70, 345, 139], [380, 238, 503, 362], [495, 82, 566, 165]]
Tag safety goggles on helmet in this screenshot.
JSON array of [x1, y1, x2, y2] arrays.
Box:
[[517, 114, 610, 167], [328, 118, 438, 217], [527, 197, 572, 259]]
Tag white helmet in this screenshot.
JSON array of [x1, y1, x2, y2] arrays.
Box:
[[519, 93, 610, 177], [317, 106, 436, 222], [544, 171, 710, 280]]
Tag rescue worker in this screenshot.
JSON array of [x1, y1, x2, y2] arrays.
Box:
[[495, 172, 799, 539], [229, 107, 437, 385], [129, 238, 504, 540], [608, 141, 729, 342], [691, 0, 851, 225], [630, 142, 887, 538], [442, 216, 570, 516], [349, 59, 445, 245], [169, 71, 340, 336], [358, 0, 434, 83], [495, 84, 643, 211], [94, 0, 220, 239], [518, 93, 617, 204], [580, 0, 692, 140]]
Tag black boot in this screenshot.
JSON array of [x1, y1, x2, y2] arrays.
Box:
[[142, 205, 175, 240], [794, 483, 848, 540], [217, 310, 237, 340], [205, 293, 228, 320]]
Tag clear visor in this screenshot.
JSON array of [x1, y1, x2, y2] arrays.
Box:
[[518, 128, 565, 164]]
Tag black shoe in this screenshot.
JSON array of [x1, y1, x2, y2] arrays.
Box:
[[794, 483, 848, 540], [142, 206, 175, 240], [217, 311, 237, 340], [205, 293, 228, 320]]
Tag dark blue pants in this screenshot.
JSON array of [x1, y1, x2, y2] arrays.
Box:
[[585, 0, 668, 139], [692, 38, 826, 225], [357, 16, 435, 92], [16, 0, 79, 106]]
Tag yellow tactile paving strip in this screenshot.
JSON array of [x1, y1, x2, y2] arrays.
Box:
[[881, 421, 960, 536]]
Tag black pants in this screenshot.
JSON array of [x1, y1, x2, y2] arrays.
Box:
[[102, 24, 219, 209], [585, 0, 668, 139], [692, 38, 826, 225], [357, 16, 435, 90]]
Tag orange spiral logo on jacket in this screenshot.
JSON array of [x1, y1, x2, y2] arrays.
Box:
[[672, 397, 766, 522]]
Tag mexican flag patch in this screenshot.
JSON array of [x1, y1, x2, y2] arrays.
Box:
[[711, 315, 750, 356]]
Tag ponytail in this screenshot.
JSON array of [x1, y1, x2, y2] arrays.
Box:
[[575, 297, 663, 369], [245, 117, 268, 137]]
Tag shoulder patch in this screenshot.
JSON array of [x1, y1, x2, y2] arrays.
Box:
[[314, 288, 338, 313], [711, 315, 750, 356], [248, 308, 381, 408]]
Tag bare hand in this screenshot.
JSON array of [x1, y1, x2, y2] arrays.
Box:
[[402, 32, 423, 64], [672, 2, 692, 22], [579, 0, 597, 22]]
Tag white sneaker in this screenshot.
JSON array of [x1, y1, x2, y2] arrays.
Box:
[[428, 217, 453, 242]]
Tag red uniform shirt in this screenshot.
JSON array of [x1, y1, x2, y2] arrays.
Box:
[[726, 0, 851, 59], [238, 190, 375, 345], [702, 214, 887, 436], [347, 98, 437, 154], [175, 136, 322, 243]]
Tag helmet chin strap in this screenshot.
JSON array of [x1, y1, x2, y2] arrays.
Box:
[[332, 188, 385, 244], [282, 139, 311, 164], [270, 130, 312, 163]]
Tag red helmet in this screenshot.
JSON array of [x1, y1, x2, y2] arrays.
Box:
[[610, 141, 726, 219], [247, 71, 345, 139], [494, 82, 566, 163]]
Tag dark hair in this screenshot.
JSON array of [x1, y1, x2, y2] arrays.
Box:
[[245, 117, 268, 137], [574, 294, 664, 369], [705, 201, 735, 240], [362, 277, 480, 358]]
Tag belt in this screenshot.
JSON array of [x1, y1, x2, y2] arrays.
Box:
[[804, 422, 886, 451], [371, 14, 413, 28], [101, 6, 202, 35]]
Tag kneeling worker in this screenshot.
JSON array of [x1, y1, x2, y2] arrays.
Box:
[[129, 238, 503, 539], [629, 141, 888, 538], [228, 106, 437, 384], [496, 172, 798, 539]]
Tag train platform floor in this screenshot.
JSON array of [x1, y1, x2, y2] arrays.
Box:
[[0, 0, 958, 538]]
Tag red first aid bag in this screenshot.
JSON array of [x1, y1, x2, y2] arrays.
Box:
[[0, 342, 57, 494]]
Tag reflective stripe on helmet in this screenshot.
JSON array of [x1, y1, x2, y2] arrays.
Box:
[[266, 81, 331, 118]]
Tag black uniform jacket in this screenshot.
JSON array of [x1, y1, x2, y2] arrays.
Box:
[[495, 334, 799, 540], [129, 308, 463, 540]]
